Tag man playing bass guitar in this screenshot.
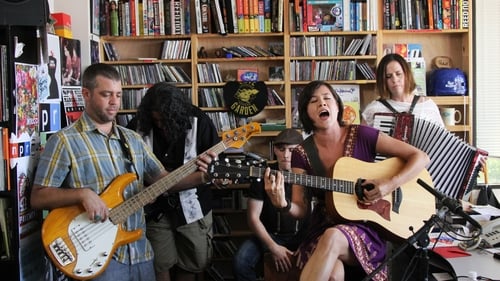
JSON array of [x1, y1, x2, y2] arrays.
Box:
[[31, 63, 216, 281]]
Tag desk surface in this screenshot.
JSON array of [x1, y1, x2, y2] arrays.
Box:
[[446, 249, 500, 279]]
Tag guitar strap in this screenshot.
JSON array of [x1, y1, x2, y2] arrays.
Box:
[[117, 127, 139, 179], [302, 126, 358, 177], [302, 136, 327, 177]]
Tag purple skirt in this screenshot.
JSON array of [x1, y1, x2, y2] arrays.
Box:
[[295, 204, 388, 281]]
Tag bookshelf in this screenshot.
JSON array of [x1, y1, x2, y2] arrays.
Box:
[[100, 0, 474, 155], [60, 0, 474, 280], [210, 185, 254, 280]]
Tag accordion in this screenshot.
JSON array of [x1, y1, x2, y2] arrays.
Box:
[[373, 113, 488, 200]]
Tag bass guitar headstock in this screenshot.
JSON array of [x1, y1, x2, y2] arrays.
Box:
[[208, 158, 264, 183]]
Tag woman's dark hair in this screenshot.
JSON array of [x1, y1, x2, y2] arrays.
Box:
[[135, 82, 194, 143], [376, 53, 416, 99], [298, 80, 345, 134]]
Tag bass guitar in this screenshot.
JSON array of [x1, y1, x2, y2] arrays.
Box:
[[209, 156, 436, 241], [41, 123, 261, 280]]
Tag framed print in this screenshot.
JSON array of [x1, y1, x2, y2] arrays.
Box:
[[91, 0, 100, 35]]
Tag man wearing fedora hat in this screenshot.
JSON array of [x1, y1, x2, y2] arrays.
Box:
[[233, 129, 309, 281]]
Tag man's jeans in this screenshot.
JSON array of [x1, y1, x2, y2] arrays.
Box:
[[91, 259, 156, 281], [233, 234, 295, 281]]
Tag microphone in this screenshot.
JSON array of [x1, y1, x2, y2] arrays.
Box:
[[417, 178, 482, 232]]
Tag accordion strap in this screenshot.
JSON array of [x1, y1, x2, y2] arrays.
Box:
[[378, 95, 421, 114]]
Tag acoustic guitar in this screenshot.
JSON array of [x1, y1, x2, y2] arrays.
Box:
[[41, 123, 261, 280], [209, 156, 436, 241]]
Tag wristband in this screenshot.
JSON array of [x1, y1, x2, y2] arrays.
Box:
[[278, 198, 291, 213]]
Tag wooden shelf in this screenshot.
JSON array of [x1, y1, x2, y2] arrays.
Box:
[[101, 0, 474, 161], [380, 29, 469, 35], [430, 96, 470, 105], [95, 2, 474, 280]]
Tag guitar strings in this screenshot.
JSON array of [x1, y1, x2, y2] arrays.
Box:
[[56, 126, 258, 261]]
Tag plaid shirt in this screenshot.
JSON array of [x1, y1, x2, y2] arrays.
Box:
[[34, 112, 165, 264]]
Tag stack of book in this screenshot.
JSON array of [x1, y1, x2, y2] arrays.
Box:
[[98, 0, 287, 36]]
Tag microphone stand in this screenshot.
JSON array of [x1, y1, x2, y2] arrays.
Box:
[[364, 178, 467, 280], [362, 215, 439, 281]]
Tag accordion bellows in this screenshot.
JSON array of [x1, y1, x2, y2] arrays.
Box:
[[373, 113, 487, 200]]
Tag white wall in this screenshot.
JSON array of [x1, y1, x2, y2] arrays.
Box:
[[48, 0, 98, 71], [474, 1, 500, 156]]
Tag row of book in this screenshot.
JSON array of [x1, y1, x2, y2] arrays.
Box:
[[343, 34, 374, 56], [213, 239, 239, 258], [112, 64, 189, 86], [221, 45, 277, 58], [121, 87, 192, 110], [290, 59, 373, 81], [290, 0, 379, 32], [98, 0, 468, 36], [99, 0, 192, 36], [357, 62, 376, 80], [383, 0, 470, 30], [162, 65, 192, 83], [197, 63, 224, 83], [290, 33, 375, 57], [113, 62, 288, 90], [121, 89, 146, 110], [103, 39, 191, 61], [102, 42, 120, 61], [205, 265, 225, 281], [0, 45, 8, 122], [0, 198, 13, 260], [198, 88, 225, 108], [267, 88, 285, 105], [0, 127, 10, 193], [98, 0, 287, 37], [198, 0, 285, 34], [205, 111, 243, 132], [113, 64, 164, 85], [161, 39, 191, 60], [213, 215, 232, 234], [291, 35, 345, 57], [198, 62, 301, 84]]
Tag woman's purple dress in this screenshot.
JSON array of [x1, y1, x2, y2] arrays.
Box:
[[292, 125, 388, 281]]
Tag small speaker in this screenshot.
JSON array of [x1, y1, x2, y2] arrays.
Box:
[[0, 0, 47, 26]]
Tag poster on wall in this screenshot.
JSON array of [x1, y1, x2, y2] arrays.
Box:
[[332, 84, 361, 125], [44, 33, 62, 101], [91, 39, 100, 64], [9, 130, 44, 281], [91, 0, 100, 35], [62, 87, 84, 126], [38, 101, 61, 150], [14, 63, 39, 138], [60, 38, 81, 87]]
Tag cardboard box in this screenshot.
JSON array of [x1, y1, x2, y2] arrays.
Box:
[[51, 13, 72, 38]]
